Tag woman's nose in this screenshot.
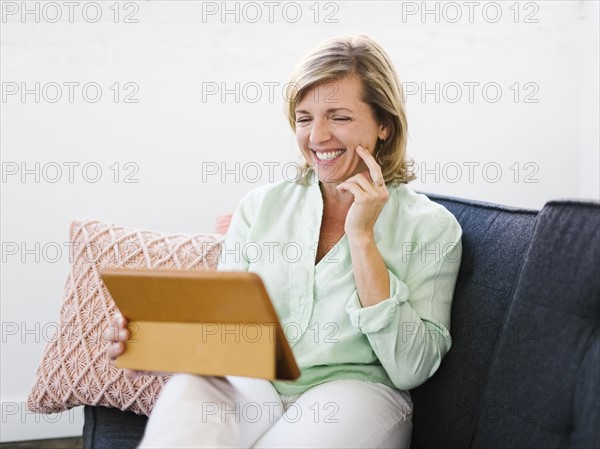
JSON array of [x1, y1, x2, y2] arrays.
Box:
[[309, 118, 331, 145]]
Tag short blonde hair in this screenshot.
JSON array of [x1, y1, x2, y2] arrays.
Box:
[[284, 34, 414, 185]]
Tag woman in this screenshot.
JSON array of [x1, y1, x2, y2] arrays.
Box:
[[107, 34, 462, 448]]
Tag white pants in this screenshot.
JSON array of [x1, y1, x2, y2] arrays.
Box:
[[138, 374, 413, 448]]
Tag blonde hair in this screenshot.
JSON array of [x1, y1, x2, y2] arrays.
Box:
[[284, 34, 414, 185]]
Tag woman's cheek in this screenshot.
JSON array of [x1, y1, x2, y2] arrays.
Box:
[[296, 130, 310, 147]]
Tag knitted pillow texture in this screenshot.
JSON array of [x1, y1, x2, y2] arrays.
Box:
[[26, 219, 224, 415]]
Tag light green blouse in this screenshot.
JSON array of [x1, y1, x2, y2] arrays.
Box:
[[217, 170, 462, 395]]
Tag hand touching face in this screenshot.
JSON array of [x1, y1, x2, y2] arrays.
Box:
[[334, 145, 390, 238]]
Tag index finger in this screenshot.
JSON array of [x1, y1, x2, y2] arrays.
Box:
[[356, 145, 384, 185]]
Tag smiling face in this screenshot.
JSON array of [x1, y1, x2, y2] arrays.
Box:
[[295, 75, 390, 184]]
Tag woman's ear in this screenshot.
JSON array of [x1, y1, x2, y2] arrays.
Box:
[[378, 122, 391, 141]]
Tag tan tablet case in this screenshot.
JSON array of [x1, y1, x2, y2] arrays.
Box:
[[100, 267, 300, 381]]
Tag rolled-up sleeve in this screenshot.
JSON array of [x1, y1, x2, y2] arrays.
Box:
[[346, 270, 410, 333], [345, 212, 462, 391]]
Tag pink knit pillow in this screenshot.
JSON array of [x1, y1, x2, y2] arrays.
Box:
[[26, 219, 224, 415]]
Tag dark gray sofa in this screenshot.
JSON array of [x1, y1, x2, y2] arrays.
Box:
[[82, 194, 600, 449]]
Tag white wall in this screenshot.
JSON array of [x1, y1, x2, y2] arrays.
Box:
[[1, 0, 598, 442]]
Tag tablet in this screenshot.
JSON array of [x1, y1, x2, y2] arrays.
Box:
[[100, 267, 300, 381]]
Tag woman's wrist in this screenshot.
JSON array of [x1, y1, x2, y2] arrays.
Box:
[[346, 230, 376, 245]]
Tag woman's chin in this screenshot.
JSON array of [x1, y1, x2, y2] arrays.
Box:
[[313, 162, 344, 180], [315, 170, 340, 182], [319, 177, 340, 183]]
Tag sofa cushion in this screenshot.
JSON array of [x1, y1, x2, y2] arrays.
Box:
[[27, 219, 224, 416], [410, 195, 539, 449], [471, 200, 600, 448]]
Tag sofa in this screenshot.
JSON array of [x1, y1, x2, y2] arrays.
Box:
[[81, 193, 600, 449]]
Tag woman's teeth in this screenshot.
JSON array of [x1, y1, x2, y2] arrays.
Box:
[[314, 149, 345, 161]]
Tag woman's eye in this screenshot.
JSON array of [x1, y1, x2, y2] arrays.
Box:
[[332, 116, 350, 122], [296, 117, 311, 123]]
